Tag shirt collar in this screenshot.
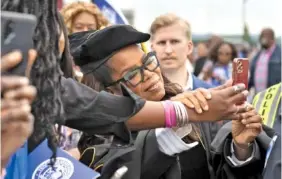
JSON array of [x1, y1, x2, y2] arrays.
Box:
[[184, 70, 193, 91], [186, 59, 194, 73], [262, 44, 276, 54]]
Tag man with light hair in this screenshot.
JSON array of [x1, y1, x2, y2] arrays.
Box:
[[150, 13, 194, 90]]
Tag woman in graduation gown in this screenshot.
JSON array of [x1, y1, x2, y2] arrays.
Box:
[[70, 31, 212, 178], [69, 25, 266, 179]]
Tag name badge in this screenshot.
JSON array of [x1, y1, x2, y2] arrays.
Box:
[[27, 139, 100, 179]]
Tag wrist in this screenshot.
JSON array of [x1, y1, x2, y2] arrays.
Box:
[[185, 107, 196, 122], [233, 140, 253, 160], [233, 140, 250, 150]]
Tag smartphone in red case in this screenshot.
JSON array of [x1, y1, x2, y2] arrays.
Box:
[[232, 58, 249, 104]]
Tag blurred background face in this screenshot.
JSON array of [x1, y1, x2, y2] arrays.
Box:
[[151, 23, 193, 71], [260, 29, 275, 49], [72, 12, 97, 33], [108, 45, 165, 101], [196, 42, 208, 58], [217, 43, 233, 64]]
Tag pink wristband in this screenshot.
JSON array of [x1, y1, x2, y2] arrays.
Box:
[[161, 101, 171, 127], [161, 101, 177, 128]]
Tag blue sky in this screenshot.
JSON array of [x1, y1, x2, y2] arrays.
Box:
[[117, 0, 281, 36]]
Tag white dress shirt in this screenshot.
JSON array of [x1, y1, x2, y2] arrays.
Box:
[[155, 70, 254, 166], [186, 59, 194, 73]]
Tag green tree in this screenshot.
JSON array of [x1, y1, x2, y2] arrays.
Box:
[[243, 23, 252, 45]]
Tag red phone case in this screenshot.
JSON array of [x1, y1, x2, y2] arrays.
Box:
[[232, 58, 249, 104]]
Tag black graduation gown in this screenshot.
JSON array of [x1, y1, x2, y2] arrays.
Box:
[[123, 130, 180, 179], [28, 77, 145, 152], [78, 129, 180, 179], [85, 121, 269, 179], [62, 77, 145, 141], [179, 122, 227, 179]]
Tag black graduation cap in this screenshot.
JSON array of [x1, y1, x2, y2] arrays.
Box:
[[69, 25, 150, 74]]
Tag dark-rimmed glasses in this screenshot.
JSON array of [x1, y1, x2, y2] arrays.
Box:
[[105, 51, 160, 87]]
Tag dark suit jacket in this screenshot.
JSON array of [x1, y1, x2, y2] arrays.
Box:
[[194, 56, 208, 77]]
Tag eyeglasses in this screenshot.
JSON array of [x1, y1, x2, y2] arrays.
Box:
[[105, 52, 160, 87]]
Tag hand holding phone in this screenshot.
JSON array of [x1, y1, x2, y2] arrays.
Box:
[[232, 58, 249, 104], [1, 50, 37, 78]]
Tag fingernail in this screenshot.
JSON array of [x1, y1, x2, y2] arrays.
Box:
[[190, 104, 195, 108], [198, 109, 202, 113], [9, 50, 21, 58], [22, 104, 31, 112], [206, 93, 212, 99], [19, 77, 29, 85], [246, 124, 250, 128], [20, 99, 29, 105], [204, 106, 209, 111], [237, 83, 246, 90], [242, 119, 247, 124], [242, 90, 249, 96]]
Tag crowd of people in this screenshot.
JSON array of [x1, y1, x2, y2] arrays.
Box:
[[192, 29, 281, 90], [1, 1, 281, 179]]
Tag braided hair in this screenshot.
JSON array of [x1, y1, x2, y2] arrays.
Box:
[[2, 0, 65, 165]]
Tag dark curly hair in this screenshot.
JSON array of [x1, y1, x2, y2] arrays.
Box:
[[2, 0, 65, 165], [209, 41, 237, 63]]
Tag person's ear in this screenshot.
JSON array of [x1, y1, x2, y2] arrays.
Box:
[[150, 37, 156, 51], [186, 41, 194, 57]]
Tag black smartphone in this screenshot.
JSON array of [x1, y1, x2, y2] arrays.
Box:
[[1, 11, 37, 76]]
